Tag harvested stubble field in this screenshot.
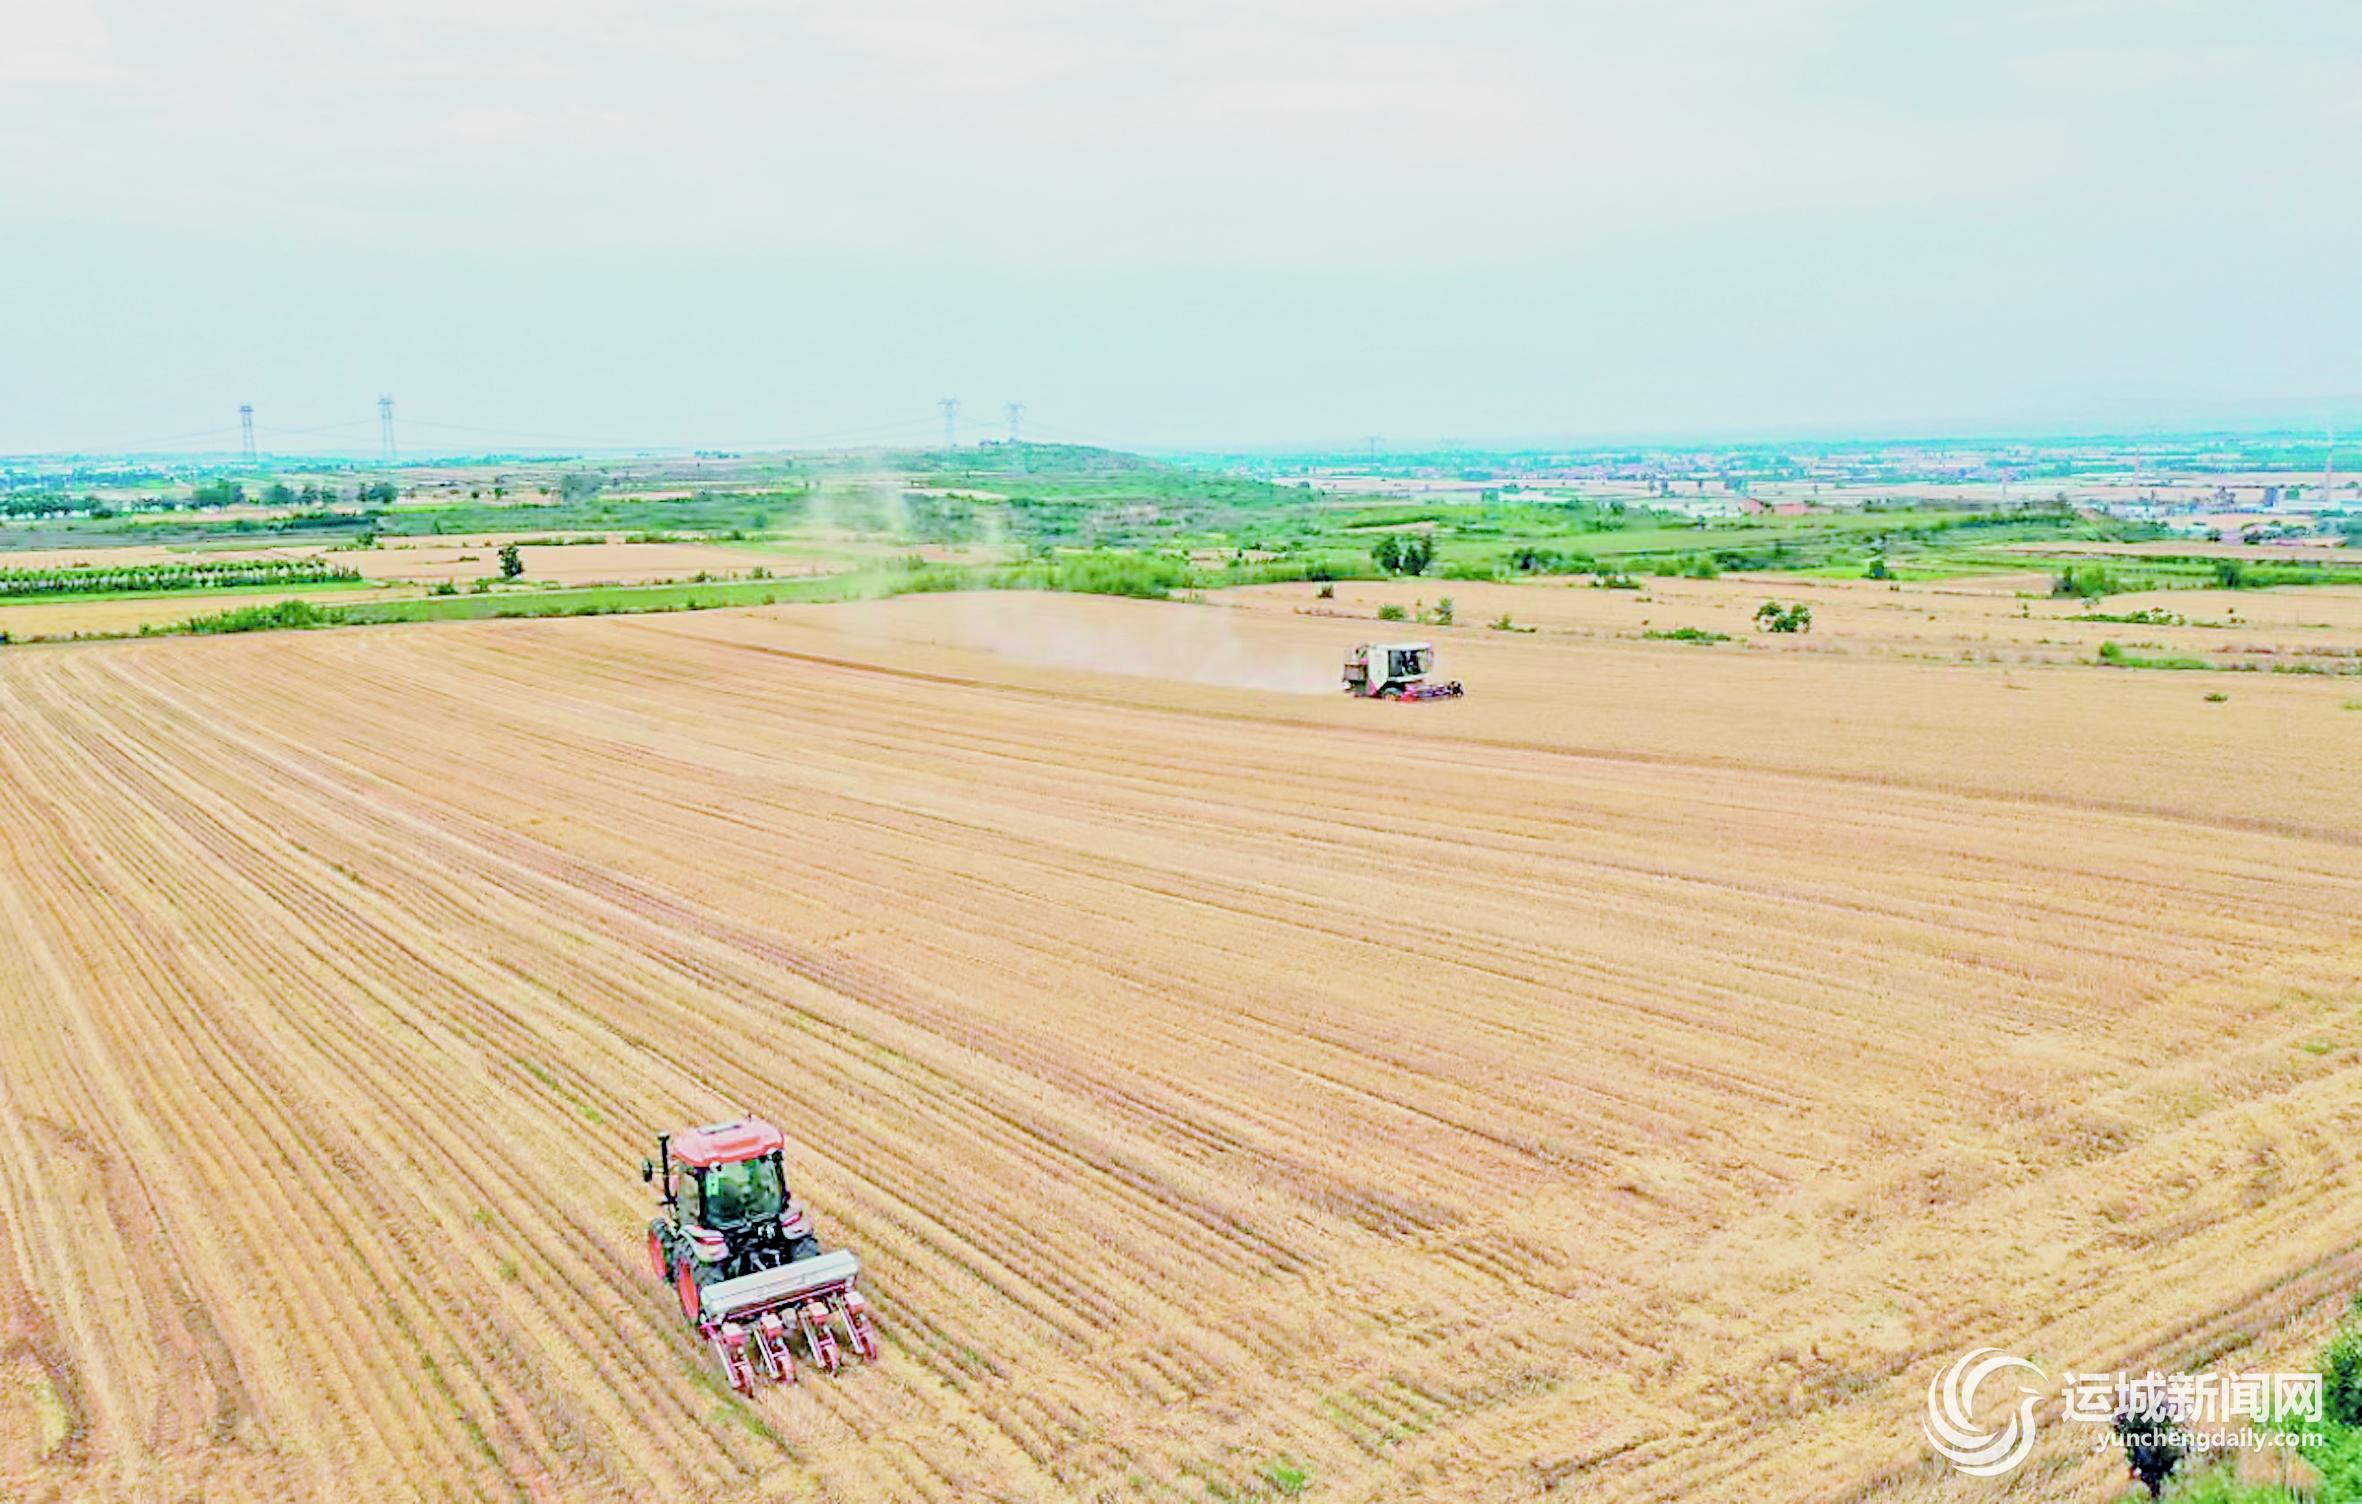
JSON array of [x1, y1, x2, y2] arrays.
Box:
[[0, 585, 412, 641], [1236, 574, 2362, 674], [1, 590, 2359, 1504], [358, 537, 838, 586]]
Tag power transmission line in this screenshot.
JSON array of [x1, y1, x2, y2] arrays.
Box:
[[395, 411, 942, 451], [254, 418, 381, 439], [239, 405, 256, 463], [14, 403, 1028, 460], [938, 397, 960, 449], [4, 422, 240, 457]]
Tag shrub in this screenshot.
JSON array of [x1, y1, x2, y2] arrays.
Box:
[[1507, 546, 1596, 575], [2325, 1299, 2362, 1427], [1371, 532, 1433, 576], [498, 543, 525, 580], [183, 598, 327, 635], [1865, 555, 1890, 580], [1644, 626, 1730, 643], [1316, 583, 1335, 599], [1754, 600, 1812, 633], [1488, 613, 1514, 630], [1376, 603, 1407, 622], [2097, 641, 2216, 670], [2053, 564, 2122, 599], [2307, 1423, 2362, 1502], [1432, 596, 1455, 626], [1024, 550, 1192, 599]]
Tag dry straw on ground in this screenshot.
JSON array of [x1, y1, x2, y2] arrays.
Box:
[[1, 589, 2357, 1502]]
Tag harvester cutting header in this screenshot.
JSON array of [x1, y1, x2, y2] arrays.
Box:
[[1343, 641, 1464, 701], [642, 1116, 878, 1393]]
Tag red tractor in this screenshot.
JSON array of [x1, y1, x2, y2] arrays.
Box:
[[642, 1116, 879, 1392]]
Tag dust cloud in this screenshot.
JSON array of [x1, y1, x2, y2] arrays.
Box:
[[833, 593, 1341, 694]]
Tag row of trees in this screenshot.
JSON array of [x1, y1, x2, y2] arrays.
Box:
[[0, 557, 359, 599], [191, 479, 399, 508], [0, 480, 398, 519]]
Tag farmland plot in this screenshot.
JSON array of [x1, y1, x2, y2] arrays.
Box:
[[0, 592, 2358, 1503], [358, 537, 837, 586]]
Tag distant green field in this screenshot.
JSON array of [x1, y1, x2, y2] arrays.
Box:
[[15, 444, 2320, 645], [329, 573, 857, 626]]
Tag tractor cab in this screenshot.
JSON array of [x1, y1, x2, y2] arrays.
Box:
[[1342, 641, 1464, 701], [644, 1117, 822, 1292], [663, 1118, 788, 1229]]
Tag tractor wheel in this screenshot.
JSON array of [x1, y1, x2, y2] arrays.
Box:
[[675, 1258, 704, 1325], [646, 1225, 668, 1282], [785, 1234, 823, 1265]]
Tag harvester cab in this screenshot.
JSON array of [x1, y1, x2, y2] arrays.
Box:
[[642, 1116, 878, 1392], [1343, 641, 1464, 701]]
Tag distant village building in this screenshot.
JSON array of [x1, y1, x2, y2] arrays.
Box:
[[1657, 497, 1744, 518]]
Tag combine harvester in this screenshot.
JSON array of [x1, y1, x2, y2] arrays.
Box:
[[1342, 641, 1464, 701], [641, 1116, 879, 1393]]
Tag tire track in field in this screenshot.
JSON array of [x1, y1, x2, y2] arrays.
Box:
[[5, 605, 2359, 1503]]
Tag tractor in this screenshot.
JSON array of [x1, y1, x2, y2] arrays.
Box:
[[642, 1116, 878, 1392], [1342, 641, 1464, 701]]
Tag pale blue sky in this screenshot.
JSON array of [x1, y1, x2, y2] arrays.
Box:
[[4, 1, 2357, 454]]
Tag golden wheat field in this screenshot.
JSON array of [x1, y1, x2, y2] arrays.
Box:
[[2, 588, 2359, 1504]]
